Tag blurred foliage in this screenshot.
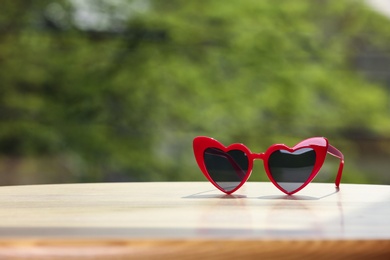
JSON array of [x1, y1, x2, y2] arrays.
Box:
[[0, 0, 390, 185]]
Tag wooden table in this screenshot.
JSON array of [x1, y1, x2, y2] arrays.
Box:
[[0, 182, 389, 259]]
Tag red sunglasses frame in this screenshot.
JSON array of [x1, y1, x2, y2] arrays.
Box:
[[193, 136, 344, 195]]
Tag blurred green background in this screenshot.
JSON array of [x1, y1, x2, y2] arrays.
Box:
[[1, 0, 390, 186]]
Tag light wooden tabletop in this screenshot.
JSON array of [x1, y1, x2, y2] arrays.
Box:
[[0, 182, 389, 259]]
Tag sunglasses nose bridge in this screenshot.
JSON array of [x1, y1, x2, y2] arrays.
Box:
[[252, 153, 265, 161]]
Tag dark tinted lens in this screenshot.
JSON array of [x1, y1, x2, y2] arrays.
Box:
[[268, 148, 316, 193], [204, 148, 249, 192]]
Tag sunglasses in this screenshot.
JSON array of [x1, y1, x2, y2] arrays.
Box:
[[193, 136, 344, 195]]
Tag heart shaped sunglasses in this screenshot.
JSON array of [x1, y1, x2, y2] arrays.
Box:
[[193, 136, 344, 195]]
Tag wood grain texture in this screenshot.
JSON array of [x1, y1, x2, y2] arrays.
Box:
[[0, 182, 389, 259], [0, 240, 389, 259]]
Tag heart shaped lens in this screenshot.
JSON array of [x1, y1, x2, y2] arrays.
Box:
[[268, 148, 316, 193], [203, 148, 249, 192]]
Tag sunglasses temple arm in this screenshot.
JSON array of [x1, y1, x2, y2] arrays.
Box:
[[204, 150, 247, 179], [327, 144, 345, 187]]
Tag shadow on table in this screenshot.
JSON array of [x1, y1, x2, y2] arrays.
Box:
[[182, 191, 247, 199], [183, 187, 340, 201], [258, 187, 340, 201]]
